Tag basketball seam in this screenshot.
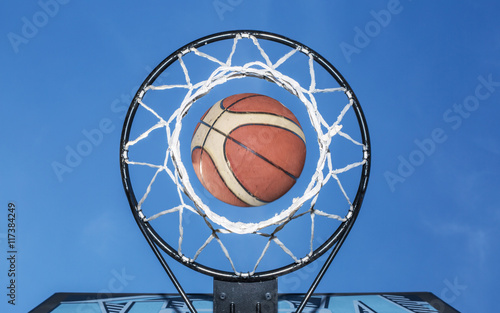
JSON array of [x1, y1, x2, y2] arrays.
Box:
[[223, 139, 276, 204], [196, 119, 265, 206], [196, 122, 277, 205], [225, 132, 303, 180], [202, 121, 301, 180], [229, 123, 306, 146], [221, 94, 303, 130], [194, 96, 259, 165], [200, 121, 305, 178], [224, 111, 304, 131], [192, 146, 250, 207], [220, 93, 262, 110], [196, 121, 297, 205], [224, 136, 297, 202]]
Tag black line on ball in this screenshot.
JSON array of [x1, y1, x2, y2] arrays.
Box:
[[229, 122, 306, 146], [199, 119, 302, 180], [193, 146, 253, 207], [224, 134, 299, 180], [221, 94, 262, 111], [221, 94, 304, 130], [196, 94, 262, 165]]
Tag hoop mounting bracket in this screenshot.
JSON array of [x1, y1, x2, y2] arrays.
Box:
[[213, 278, 278, 313]]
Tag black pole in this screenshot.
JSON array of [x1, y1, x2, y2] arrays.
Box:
[[137, 220, 198, 313], [294, 220, 355, 313]]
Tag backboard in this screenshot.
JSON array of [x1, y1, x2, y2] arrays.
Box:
[[30, 292, 460, 313]]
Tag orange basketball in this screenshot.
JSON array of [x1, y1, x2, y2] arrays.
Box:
[[191, 93, 306, 207]]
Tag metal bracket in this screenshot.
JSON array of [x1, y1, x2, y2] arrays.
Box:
[[213, 279, 278, 313]]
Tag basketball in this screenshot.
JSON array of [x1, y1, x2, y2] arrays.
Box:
[[191, 93, 306, 207]]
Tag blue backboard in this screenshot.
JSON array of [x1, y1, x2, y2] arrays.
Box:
[[31, 292, 459, 313]]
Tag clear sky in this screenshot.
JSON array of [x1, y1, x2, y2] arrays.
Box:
[[1, 1, 499, 312]]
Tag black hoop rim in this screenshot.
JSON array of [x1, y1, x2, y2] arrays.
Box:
[[120, 30, 371, 281]]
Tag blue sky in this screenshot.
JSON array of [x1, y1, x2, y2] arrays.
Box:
[[1, 1, 499, 312]]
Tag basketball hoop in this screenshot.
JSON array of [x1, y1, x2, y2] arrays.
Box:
[[120, 30, 370, 313]]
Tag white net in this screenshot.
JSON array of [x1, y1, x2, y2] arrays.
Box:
[[123, 33, 368, 276]]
